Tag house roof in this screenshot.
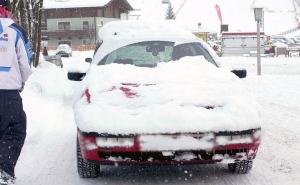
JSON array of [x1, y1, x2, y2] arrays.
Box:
[[43, 0, 132, 10]]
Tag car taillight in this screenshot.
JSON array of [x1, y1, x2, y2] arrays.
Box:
[[84, 89, 91, 103], [79, 135, 97, 150], [119, 86, 138, 98]]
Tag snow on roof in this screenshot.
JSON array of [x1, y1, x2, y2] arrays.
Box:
[[43, 0, 112, 9], [98, 20, 197, 41]]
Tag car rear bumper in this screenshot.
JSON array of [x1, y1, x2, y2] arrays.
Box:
[[77, 129, 260, 165]]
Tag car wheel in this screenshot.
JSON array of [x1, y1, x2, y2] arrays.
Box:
[[77, 138, 100, 178], [228, 160, 253, 174]]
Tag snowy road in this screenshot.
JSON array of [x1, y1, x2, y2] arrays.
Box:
[[15, 53, 300, 185]]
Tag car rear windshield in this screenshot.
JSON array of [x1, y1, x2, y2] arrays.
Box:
[[58, 45, 69, 50], [98, 41, 216, 67]]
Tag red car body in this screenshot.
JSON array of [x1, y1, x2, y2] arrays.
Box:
[[78, 129, 261, 165]]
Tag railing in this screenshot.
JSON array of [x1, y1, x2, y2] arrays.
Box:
[[42, 28, 96, 32], [42, 29, 96, 37], [46, 45, 96, 51]]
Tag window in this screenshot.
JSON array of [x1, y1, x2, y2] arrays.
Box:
[[58, 22, 71, 30], [97, 9, 104, 17], [82, 40, 89, 45], [83, 21, 89, 30], [98, 41, 217, 67]]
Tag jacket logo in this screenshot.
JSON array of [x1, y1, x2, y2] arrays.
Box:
[[0, 33, 8, 42]]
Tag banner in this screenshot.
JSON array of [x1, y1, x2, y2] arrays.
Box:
[[215, 4, 223, 25]]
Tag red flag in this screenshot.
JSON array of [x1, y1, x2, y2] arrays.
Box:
[[215, 4, 223, 25]]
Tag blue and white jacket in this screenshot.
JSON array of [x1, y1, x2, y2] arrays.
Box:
[[0, 18, 32, 90]]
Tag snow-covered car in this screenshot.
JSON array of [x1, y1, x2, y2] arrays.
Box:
[[68, 21, 261, 178], [55, 44, 72, 57]]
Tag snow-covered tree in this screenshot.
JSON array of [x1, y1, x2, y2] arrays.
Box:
[[166, 2, 176, 20], [7, 0, 43, 67]]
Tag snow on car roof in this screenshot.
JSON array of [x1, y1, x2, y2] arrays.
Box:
[[43, 0, 111, 9], [74, 56, 261, 134], [99, 20, 197, 42]]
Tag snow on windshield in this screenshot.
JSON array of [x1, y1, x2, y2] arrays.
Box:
[[74, 56, 261, 134]]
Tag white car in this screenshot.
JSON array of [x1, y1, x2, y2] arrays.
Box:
[[68, 21, 261, 178], [56, 44, 72, 57]]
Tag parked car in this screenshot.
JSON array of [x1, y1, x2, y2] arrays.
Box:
[[271, 35, 295, 45], [221, 32, 266, 56], [56, 44, 72, 57], [68, 21, 261, 178], [289, 36, 300, 44]]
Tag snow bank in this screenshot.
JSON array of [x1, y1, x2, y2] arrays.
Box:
[[26, 60, 74, 101], [74, 56, 261, 134], [26, 51, 94, 103], [27, 61, 66, 97]]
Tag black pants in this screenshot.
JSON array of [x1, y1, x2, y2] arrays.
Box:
[[0, 90, 26, 177]]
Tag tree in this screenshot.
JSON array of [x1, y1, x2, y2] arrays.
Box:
[[7, 0, 44, 67], [166, 2, 176, 20]]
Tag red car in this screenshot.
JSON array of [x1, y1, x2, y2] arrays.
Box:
[[68, 21, 261, 178]]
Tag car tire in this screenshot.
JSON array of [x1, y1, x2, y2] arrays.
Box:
[[228, 160, 253, 174], [77, 139, 100, 178]]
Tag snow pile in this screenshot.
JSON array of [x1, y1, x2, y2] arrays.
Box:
[[26, 60, 72, 100], [25, 51, 93, 103], [74, 56, 261, 134]]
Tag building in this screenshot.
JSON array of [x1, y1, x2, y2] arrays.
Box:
[[42, 0, 133, 50]]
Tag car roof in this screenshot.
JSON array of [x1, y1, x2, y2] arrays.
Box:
[[58, 44, 70, 47]]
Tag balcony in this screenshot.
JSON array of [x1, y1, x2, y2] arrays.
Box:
[[42, 29, 96, 38]]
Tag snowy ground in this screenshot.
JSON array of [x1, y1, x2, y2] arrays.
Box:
[[15, 51, 300, 185]]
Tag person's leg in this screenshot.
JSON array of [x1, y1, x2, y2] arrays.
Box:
[[0, 91, 26, 177]]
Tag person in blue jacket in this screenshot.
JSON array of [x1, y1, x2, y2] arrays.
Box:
[[0, 0, 32, 184]]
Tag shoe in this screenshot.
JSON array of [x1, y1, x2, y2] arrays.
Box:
[[0, 170, 15, 185]]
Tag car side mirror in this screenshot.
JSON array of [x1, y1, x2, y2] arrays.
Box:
[[231, 69, 247, 78], [85, 58, 92, 63], [67, 72, 86, 81]]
